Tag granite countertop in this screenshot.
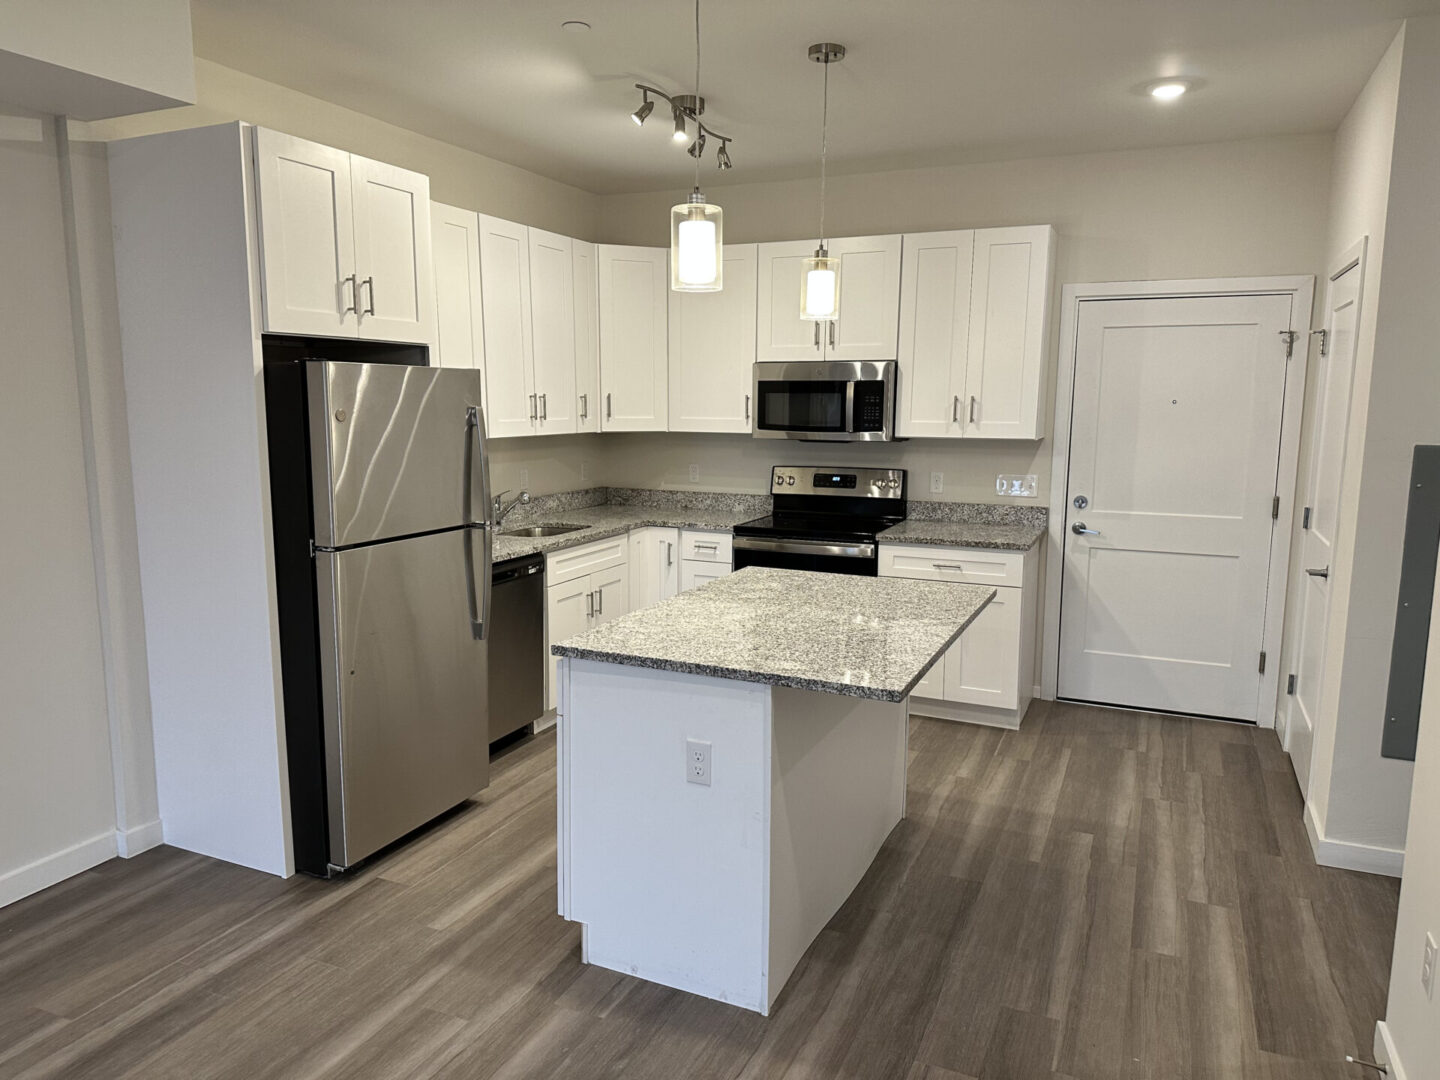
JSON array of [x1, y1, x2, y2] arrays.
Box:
[[551, 566, 995, 702], [877, 520, 1045, 551], [491, 504, 757, 563]]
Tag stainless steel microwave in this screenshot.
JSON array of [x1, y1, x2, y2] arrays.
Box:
[[751, 360, 899, 442]]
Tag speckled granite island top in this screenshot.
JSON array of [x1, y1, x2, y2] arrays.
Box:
[[552, 566, 995, 702]]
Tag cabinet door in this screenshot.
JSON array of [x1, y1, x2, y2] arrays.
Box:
[[253, 128, 356, 338], [828, 234, 902, 361], [430, 203, 485, 372], [680, 560, 730, 592], [670, 244, 758, 432], [756, 240, 824, 361], [896, 231, 973, 438], [546, 576, 592, 711], [629, 527, 679, 611], [572, 240, 600, 433], [529, 228, 577, 434], [477, 214, 536, 438], [598, 245, 668, 431], [912, 654, 944, 700], [351, 155, 435, 345], [964, 225, 1055, 439], [942, 586, 1022, 710], [591, 563, 630, 626]]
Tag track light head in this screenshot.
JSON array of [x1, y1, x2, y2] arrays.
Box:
[[672, 106, 689, 142], [631, 96, 654, 126], [688, 132, 707, 159], [716, 142, 732, 169]]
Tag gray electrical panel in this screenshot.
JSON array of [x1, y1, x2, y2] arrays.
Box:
[[1381, 445, 1440, 761]]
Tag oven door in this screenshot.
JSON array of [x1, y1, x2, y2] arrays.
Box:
[[732, 536, 878, 576], [752, 360, 896, 441]]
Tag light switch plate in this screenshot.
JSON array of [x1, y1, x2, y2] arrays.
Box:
[[996, 474, 1038, 498]]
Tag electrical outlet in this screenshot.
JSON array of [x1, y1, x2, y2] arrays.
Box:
[[685, 738, 711, 786], [996, 474, 1039, 498], [581, 460, 590, 482], [519, 467, 530, 488], [1423, 932, 1437, 999], [929, 471, 944, 495], [689, 463, 700, 483]]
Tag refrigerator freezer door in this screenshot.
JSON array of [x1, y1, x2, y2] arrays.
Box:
[[310, 361, 488, 548], [316, 527, 490, 868]]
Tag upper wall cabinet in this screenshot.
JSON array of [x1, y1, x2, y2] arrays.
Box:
[[254, 128, 434, 346], [598, 245, 668, 432], [573, 240, 600, 433], [755, 235, 901, 362], [528, 227, 578, 434], [896, 224, 1055, 440], [669, 244, 758, 434], [476, 214, 536, 438], [430, 202, 485, 373]]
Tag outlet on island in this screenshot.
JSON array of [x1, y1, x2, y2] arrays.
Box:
[[685, 738, 712, 786]]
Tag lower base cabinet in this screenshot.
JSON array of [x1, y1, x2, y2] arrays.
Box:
[[629, 527, 679, 610], [545, 537, 630, 710]]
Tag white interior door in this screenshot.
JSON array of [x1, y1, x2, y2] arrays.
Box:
[[1286, 259, 1362, 792], [529, 228, 578, 434], [430, 203, 484, 372], [350, 155, 434, 345], [669, 244, 758, 432], [477, 214, 535, 438], [1059, 293, 1294, 721]]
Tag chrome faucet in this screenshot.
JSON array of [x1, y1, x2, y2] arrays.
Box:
[[493, 489, 530, 524]]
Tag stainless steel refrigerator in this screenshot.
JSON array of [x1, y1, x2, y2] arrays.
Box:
[[264, 355, 493, 875]]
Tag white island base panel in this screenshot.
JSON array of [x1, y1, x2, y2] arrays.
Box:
[[556, 658, 908, 1015]]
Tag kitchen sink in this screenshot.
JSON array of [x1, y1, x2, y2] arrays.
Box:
[[499, 523, 587, 538]]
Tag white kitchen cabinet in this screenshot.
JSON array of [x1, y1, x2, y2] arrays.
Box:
[[679, 531, 733, 592], [598, 245, 669, 431], [669, 244, 758, 433], [430, 203, 485, 372], [630, 527, 680, 610], [963, 225, 1055, 439], [591, 563, 630, 627], [529, 227, 578, 434], [477, 213, 536, 438], [755, 235, 901, 362], [254, 128, 434, 345], [573, 240, 600, 433], [896, 230, 973, 437], [545, 575, 591, 712], [680, 560, 731, 592], [943, 586, 1023, 709], [545, 536, 631, 709]]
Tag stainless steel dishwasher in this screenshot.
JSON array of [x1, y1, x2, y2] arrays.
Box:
[[488, 553, 545, 743]]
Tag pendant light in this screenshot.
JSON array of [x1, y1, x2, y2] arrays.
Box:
[[670, 0, 723, 292], [800, 43, 845, 321]]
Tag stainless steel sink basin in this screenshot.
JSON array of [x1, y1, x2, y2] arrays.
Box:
[[499, 523, 587, 538]]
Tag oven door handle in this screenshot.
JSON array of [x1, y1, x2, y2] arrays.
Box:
[[733, 536, 875, 559]]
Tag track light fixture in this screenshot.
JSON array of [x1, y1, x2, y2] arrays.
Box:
[[631, 94, 654, 126], [687, 132, 706, 159], [671, 105, 689, 142], [716, 141, 732, 170]]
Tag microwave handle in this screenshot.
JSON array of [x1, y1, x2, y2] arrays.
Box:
[[844, 380, 856, 433]]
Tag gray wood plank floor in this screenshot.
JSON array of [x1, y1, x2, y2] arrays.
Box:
[[0, 702, 1399, 1079]]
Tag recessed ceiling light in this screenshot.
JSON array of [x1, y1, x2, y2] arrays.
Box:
[[561, 20, 591, 32], [1148, 80, 1190, 101]]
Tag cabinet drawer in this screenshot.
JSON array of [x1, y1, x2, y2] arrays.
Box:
[[680, 530, 732, 564], [878, 544, 1025, 587], [546, 535, 627, 586]]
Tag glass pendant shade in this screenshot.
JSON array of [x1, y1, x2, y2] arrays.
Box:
[[670, 193, 723, 292], [800, 250, 838, 320]]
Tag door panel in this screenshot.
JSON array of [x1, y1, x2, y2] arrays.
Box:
[[681, 561, 731, 591], [592, 564, 630, 626], [573, 240, 600, 433], [316, 529, 488, 867], [431, 203, 484, 372], [944, 586, 1021, 709], [897, 231, 973, 438], [351, 156, 434, 345], [310, 363, 486, 548], [598, 246, 668, 431], [670, 244, 758, 432], [1059, 293, 1292, 720], [546, 577, 591, 711], [529, 228, 578, 434], [828, 235, 902, 361], [1288, 261, 1362, 792], [756, 240, 824, 361], [477, 214, 536, 438], [254, 128, 356, 338]]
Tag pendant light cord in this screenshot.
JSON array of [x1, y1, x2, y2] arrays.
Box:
[[819, 56, 829, 246], [693, 0, 701, 191]]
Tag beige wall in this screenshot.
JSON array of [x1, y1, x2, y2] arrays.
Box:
[[596, 134, 1333, 500]]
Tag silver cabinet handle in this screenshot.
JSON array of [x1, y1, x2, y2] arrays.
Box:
[[666, 541, 674, 567], [813, 321, 821, 350], [828, 321, 836, 348], [595, 587, 603, 615], [539, 393, 547, 421], [969, 395, 978, 424], [529, 393, 537, 421], [1072, 522, 1099, 536], [1306, 566, 1330, 579], [606, 392, 612, 420], [580, 393, 588, 421], [586, 590, 594, 618], [694, 541, 719, 550], [360, 276, 375, 316], [932, 562, 968, 571], [745, 394, 751, 422], [341, 274, 357, 315], [952, 396, 959, 423]]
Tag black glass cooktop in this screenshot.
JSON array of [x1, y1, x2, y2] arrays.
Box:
[[734, 512, 901, 544]]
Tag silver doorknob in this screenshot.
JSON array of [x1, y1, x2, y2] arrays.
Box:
[[1071, 522, 1099, 536], [1306, 566, 1330, 578]]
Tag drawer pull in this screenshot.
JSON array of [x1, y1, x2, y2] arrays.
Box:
[[932, 562, 969, 571]]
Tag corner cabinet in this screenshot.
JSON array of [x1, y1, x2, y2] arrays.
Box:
[[755, 235, 901, 362], [598, 245, 669, 431], [896, 225, 1055, 440], [430, 202, 485, 372], [669, 244, 758, 433], [254, 127, 434, 346]]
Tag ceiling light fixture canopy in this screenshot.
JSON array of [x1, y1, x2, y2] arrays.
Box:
[[801, 42, 845, 322], [666, 0, 724, 292]]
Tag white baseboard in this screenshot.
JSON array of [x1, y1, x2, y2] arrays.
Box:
[[0, 830, 117, 909], [116, 818, 164, 858], [1375, 1020, 1409, 1080], [911, 696, 1025, 730], [1304, 801, 1405, 878]]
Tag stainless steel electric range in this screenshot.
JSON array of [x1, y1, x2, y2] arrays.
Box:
[[732, 466, 907, 576]]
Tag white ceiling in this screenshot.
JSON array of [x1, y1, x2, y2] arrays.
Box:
[[190, 0, 1440, 195]]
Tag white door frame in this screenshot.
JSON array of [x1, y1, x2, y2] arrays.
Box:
[[1041, 275, 1316, 728]]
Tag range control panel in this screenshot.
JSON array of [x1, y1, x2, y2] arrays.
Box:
[[771, 466, 907, 497]]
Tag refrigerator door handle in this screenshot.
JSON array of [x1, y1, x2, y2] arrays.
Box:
[[464, 403, 494, 640]]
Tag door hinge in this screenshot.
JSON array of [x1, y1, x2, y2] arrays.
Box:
[[1286, 673, 1296, 695], [1258, 651, 1268, 674], [1310, 328, 1329, 356], [1302, 506, 1312, 530], [1272, 495, 1280, 520], [1279, 329, 1298, 359]]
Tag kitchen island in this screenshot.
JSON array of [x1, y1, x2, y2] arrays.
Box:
[[553, 566, 994, 1014]]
